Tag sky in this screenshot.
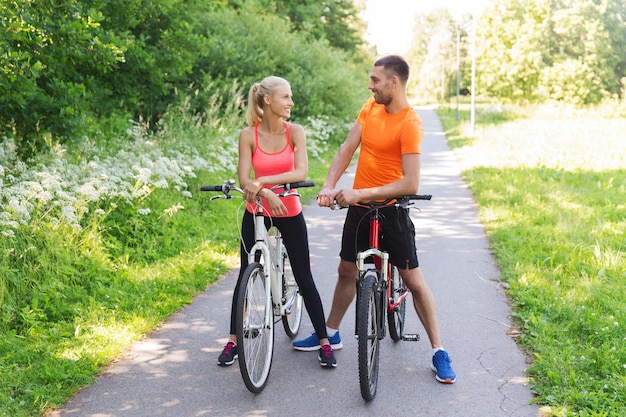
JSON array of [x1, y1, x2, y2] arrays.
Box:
[[362, 0, 489, 55]]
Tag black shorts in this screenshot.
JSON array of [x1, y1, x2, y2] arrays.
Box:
[[339, 205, 419, 270]]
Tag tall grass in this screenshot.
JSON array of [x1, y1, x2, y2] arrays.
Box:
[[437, 102, 626, 417], [0, 83, 349, 417]]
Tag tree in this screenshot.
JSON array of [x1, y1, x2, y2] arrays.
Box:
[[0, 0, 126, 153], [224, 0, 366, 54], [474, 0, 626, 104], [0, 0, 370, 157], [406, 9, 462, 102]]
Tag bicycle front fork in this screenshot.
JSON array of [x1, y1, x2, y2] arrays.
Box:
[[354, 270, 386, 340]]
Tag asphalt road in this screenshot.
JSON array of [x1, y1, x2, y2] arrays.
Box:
[[49, 108, 541, 417]]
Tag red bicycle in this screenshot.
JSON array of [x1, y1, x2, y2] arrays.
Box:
[[353, 194, 431, 401]]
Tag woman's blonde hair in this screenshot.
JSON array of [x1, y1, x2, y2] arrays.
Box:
[[246, 76, 290, 126]]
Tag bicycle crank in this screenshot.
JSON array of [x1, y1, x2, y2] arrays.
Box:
[[402, 333, 420, 341]]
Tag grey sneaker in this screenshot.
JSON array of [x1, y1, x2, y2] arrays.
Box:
[[318, 344, 337, 368], [217, 342, 238, 366]]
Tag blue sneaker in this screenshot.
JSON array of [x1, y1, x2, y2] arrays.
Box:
[[431, 349, 456, 383], [292, 331, 343, 351]]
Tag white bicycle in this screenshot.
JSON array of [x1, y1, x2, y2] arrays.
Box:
[[201, 179, 315, 393]]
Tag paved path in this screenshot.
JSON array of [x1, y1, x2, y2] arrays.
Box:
[[49, 108, 540, 417]]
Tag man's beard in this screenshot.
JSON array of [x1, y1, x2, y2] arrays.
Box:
[[374, 92, 391, 105]]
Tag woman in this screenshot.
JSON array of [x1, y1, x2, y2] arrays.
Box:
[[217, 76, 337, 368]]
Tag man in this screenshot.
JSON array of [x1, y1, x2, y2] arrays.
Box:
[[292, 55, 456, 383]]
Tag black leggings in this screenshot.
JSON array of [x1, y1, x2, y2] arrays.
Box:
[[229, 210, 328, 340]]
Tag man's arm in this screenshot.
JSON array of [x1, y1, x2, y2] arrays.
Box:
[[317, 122, 362, 207], [334, 153, 421, 206]]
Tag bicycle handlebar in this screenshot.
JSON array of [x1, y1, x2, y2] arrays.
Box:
[[338, 194, 432, 209], [200, 179, 315, 198], [281, 181, 315, 191], [199, 185, 226, 192]]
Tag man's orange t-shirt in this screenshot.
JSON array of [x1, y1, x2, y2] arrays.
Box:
[[353, 97, 423, 190]]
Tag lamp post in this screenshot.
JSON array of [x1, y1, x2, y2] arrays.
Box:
[[441, 52, 445, 104], [455, 25, 460, 121], [470, 14, 476, 136]]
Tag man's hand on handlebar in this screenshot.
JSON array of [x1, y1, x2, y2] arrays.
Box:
[[317, 187, 363, 209], [333, 189, 363, 208], [317, 187, 339, 209]]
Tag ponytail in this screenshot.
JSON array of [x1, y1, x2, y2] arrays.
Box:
[[245, 76, 290, 126]]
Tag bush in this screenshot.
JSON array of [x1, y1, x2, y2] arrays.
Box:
[[188, 8, 369, 122], [0, 0, 369, 158]]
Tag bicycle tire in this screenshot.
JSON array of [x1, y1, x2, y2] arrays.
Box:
[[387, 265, 407, 342], [235, 262, 274, 393], [356, 270, 381, 401], [280, 244, 303, 337]]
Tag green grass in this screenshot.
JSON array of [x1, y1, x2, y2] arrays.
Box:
[[437, 103, 626, 417]]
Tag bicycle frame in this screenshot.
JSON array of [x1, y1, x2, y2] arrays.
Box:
[[247, 200, 287, 318], [353, 195, 431, 401], [355, 208, 410, 326], [202, 179, 313, 393], [201, 179, 313, 320]]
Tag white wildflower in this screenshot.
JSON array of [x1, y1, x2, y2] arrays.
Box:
[[60, 205, 78, 223], [153, 179, 168, 188]]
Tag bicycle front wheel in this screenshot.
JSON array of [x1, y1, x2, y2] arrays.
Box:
[[387, 265, 407, 342], [356, 270, 381, 401], [280, 245, 303, 337], [235, 262, 274, 393]]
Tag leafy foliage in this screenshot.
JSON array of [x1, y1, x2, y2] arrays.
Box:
[[0, 0, 368, 157], [189, 7, 369, 122], [240, 0, 366, 53], [408, 0, 626, 105]]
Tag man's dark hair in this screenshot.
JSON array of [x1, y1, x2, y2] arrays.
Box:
[[374, 55, 409, 84]]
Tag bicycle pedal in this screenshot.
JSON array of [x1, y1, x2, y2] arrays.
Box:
[[402, 333, 420, 341]]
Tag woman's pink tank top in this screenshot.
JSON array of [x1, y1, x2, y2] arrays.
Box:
[[246, 123, 302, 217]]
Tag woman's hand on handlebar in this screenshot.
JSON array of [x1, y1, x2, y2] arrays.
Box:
[[244, 182, 288, 216], [243, 180, 263, 203]]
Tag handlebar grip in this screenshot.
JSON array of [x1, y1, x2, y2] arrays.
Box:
[[408, 194, 432, 200], [287, 181, 315, 189], [200, 185, 223, 192]]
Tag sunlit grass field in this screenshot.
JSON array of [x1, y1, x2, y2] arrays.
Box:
[[437, 103, 626, 417]]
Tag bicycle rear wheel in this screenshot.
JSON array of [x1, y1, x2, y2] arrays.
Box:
[[235, 262, 274, 393], [281, 244, 303, 337], [356, 270, 381, 401], [387, 265, 407, 342]]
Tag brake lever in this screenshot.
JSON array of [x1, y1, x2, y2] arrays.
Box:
[[279, 189, 301, 198], [210, 194, 236, 201]]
